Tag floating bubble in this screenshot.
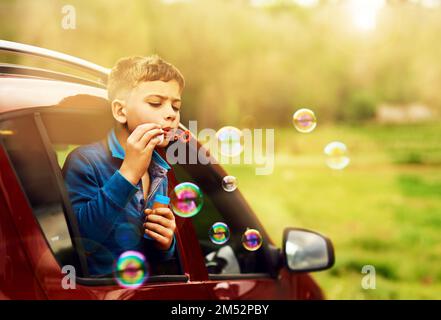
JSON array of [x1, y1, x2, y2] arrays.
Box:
[[209, 222, 230, 245], [113, 250, 148, 289], [292, 108, 317, 133], [222, 175, 238, 192], [171, 182, 204, 218], [324, 141, 350, 170], [216, 126, 243, 157], [241, 228, 263, 251]]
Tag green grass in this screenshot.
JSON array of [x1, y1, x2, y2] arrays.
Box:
[[223, 123, 441, 299]]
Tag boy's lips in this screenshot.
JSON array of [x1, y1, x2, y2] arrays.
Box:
[[162, 126, 175, 139]]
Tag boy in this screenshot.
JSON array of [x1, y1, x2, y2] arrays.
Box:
[[62, 55, 184, 276]]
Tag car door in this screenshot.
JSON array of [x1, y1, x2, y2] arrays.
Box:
[[0, 109, 214, 299]]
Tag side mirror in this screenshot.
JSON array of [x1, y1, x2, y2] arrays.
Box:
[[283, 228, 335, 272]]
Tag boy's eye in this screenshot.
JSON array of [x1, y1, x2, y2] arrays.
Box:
[[172, 106, 180, 111], [148, 102, 161, 107]]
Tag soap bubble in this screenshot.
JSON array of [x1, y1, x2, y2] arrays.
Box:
[[222, 175, 238, 192], [209, 222, 230, 245], [292, 108, 317, 133], [324, 141, 350, 170], [241, 228, 263, 251], [216, 126, 243, 157], [113, 251, 148, 289], [171, 182, 204, 218]]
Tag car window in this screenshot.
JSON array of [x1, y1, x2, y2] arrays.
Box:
[[1, 110, 186, 282], [6, 106, 271, 280], [172, 159, 271, 277], [54, 144, 79, 169], [43, 112, 185, 279], [52, 142, 184, 278]]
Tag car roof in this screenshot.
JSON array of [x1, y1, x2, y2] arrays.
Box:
[[0, 74, 108, 114], [0, 40, 110, 114]]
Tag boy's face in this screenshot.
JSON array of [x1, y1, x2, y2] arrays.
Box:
[[123, 79, 182, 147]]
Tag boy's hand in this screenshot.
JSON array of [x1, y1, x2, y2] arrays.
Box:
[[119, 123, 164, 185], [144, 208, 176, 250]]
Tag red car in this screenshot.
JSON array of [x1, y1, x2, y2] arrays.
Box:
[[0, 40, 334, 300]]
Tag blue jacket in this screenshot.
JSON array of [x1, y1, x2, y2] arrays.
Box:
[[62, 128, 176, 276]]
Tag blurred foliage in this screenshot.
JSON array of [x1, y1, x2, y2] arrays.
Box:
[[1, 0, 441, 127], [338, 90, 377, 122]]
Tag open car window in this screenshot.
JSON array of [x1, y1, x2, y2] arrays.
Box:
[[0, 108, 186, 284], [1, 98, 276, 282], [41, 106, 186, 281]]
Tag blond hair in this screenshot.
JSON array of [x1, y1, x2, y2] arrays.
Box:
[[107, 55, 185, 101]]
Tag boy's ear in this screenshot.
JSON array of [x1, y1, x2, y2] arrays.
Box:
[[111, 99, 128, 125]]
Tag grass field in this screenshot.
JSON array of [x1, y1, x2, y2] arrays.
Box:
[[223, 123, 441, 299]]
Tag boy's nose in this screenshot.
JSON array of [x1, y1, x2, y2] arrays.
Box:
[[165, 113, 176, 122], [164, 104, 177, 120]]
